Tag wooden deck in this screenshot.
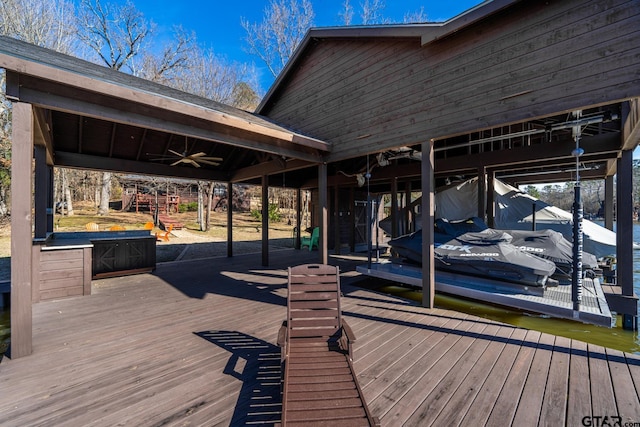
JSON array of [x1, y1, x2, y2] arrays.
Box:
[[1, 249, 639, 426]]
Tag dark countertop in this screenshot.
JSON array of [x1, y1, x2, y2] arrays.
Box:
[[38, 230, 154, 250]]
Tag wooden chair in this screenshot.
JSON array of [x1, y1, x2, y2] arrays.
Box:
[[155, 224, 173, 242], [277, 264, 379, 427], [300, 227, 319, 251], [85, 222, 99, 231]]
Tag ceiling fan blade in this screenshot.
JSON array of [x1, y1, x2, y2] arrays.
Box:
[[168, 149, 183, 157], [189, 152, 208, 158], [170, 159, 184, 166], [186, 159, 201, 168], [196, 159, 221, 166], [199, 156, 224, 161]]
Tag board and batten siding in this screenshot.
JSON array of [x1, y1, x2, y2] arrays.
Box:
[[262, 0, 640, 162]]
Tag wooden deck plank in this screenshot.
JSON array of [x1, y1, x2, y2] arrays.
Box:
[[606, 347, 640, 422], [484, 329, 541, 426], [460, 327, 529, 426], [403, 321, 504, 425], [365, 313, 473, 411], [376, 316, 491, 425], [511, 332, 556, 426], [429, 324, 516, 426], [566, 339, 593, 426], [539, 335, 571, 426], [588, 344, 618, 417], [1, 252, 639, 426]]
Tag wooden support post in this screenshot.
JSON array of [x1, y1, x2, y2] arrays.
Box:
[[616, 149, 636, 329], [227, 181, 233, 257], [334, 185, 341, 255], [11, 102, 34, 358], [421, 140, 435, 309], [261, 176, 269, 266], [604, 175, 614, 231], [34, 145, 48, 239], [391, 176, 398, 238], [477, 166, 486, 223], [318, 163, 328, 265]]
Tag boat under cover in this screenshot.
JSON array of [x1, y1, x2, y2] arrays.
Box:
[[390, 228, 557, 287], [433, 217, 599, 282]]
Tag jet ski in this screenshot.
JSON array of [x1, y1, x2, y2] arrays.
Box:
[[507, 229, 598, 282], [390, 228, 557, 288]]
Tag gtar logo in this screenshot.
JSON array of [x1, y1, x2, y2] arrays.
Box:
[[581, 415, 622, 427]]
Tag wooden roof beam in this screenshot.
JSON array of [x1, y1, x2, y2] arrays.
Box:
[[55, 151, 227, 181], [622, 98, 640, 151], [231, 158, 315, 183], [436, 132, 620, 174], [16, 85, 324, 163]]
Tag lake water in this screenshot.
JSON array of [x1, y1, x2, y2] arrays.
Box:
[[1, 224, 640, 354]]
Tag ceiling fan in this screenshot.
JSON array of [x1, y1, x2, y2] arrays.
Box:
[[148, 137, 223, 168]]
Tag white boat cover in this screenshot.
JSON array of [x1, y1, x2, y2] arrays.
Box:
[[435, 177, 617, 257]]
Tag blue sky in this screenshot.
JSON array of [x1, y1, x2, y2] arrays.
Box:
[[110, 0, 484, 88]]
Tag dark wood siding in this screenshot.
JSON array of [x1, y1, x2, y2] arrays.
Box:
[[263, 0, 640, 161]]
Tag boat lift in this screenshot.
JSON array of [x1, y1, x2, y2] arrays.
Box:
[[356, 261, 613, 327]]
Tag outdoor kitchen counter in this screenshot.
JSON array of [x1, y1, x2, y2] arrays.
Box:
[[31, 231, 157, 301]]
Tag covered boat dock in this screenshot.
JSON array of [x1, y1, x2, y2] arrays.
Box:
[[257, 0, 640, 328], [1, 3, 640, 424]]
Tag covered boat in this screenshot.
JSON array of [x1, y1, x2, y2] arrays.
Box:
[[508, 229, 598, 281], [435, 177, 618, 257], [390, 228, 557, 287]]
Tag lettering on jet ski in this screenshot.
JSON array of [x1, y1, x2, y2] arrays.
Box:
[[517, 246, 544, 253], [436, 244, 498, 257]]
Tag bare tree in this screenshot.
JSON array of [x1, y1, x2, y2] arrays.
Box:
[[360, 0, 386, 25], [241, 0, 314, 78], [76, 0, 151, 71], [77, 0, 151, 215], [339, 0, 354, 25], [0, 72, 11, 217], [404, 7, 428, 24], [172, 47, 260, 109], [0, 0, 77, 54], [0, 0, 77, 218], [132, 26, 197, 84]]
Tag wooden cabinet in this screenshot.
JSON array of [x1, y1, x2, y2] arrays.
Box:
[[91, 236, 156, 278]]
